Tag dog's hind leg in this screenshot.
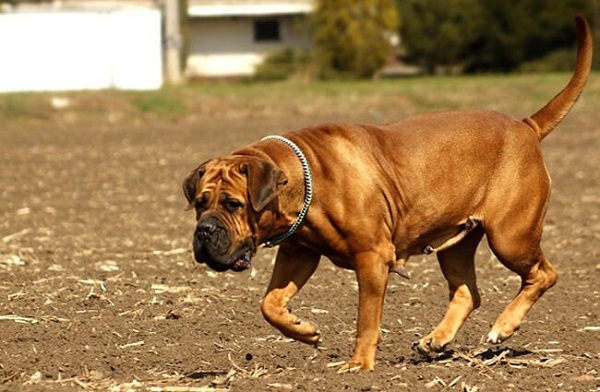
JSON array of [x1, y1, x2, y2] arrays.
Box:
[[414, 226, 484, 355], [484, 195, 558, 344], [261, 243, 321, 345], [486, 249, 557, 344]]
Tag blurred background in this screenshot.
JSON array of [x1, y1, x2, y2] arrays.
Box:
[[0, 0, 598, 92]]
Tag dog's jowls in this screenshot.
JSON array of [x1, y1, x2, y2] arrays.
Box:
[[183, 16, 592, 372]]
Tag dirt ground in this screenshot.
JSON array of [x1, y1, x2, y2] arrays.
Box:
[[1, 81, 599, 392]]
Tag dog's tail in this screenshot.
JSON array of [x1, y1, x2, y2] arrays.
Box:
[[523, 15, 593, 141]]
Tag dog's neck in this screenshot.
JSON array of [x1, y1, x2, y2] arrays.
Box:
[[236, 138, 312, 245], [261, 135, 313, 247]]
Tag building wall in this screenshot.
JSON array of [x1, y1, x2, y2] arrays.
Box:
[[0, 9, 162, 92], [186, 15, 310, 77]]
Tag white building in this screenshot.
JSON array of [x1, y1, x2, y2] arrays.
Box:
[[0, 1, 315, 91], [185, 0, 314, 78], [0, 0, 162, 92]]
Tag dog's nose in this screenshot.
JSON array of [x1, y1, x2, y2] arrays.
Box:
[[196, 220, 217, 241], [198, 221, 217, 233]]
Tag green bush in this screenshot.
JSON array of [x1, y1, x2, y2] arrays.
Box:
[[313, 0, 399, 79], [519, 48, 577, 73], [397, 0, 596, 74], [253, 49, 312, 81], [520, 30, 600, 73]]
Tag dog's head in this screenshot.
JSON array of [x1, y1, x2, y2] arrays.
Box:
[[182, 156, 287, 272]]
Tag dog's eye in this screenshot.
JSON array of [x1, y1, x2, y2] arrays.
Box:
[[194, 196, 208, 211], [223, 199, 243, 213]]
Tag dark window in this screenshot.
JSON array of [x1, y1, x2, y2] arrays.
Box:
[[254, 19, 280, 42]]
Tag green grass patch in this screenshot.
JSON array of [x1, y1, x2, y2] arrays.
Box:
[[0, 93, 53, 122], [127, 89, 186, 116], [0, 72, 598, 125]]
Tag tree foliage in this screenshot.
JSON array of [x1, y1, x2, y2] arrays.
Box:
[[313, 0, 399, 78], [397, 0, 483, 73], [397, 0, 597, 73]]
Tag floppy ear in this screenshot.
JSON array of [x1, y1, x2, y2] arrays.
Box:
[[240, 159, 288, 212], [182, 160, 211, 210]]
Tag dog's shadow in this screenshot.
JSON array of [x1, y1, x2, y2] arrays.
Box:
[[185, 370, 228, 379], [406, 346, 532, 366]]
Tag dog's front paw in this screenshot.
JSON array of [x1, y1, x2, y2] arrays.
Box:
[[336, 358, 374, 373], [289, 318, 321, 345]]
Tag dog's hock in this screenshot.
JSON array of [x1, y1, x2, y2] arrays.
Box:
[[422, 216, 480, 255]]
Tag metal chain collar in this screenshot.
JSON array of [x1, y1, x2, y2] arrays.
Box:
[[261, 135, 313, 247]]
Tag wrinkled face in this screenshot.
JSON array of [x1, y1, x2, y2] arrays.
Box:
[[182, 156, 286, 272]]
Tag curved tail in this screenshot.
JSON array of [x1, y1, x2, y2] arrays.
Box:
[[523, 15, 593, 140]]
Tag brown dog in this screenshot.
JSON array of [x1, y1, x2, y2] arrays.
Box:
[[183, 16, 592, 372]]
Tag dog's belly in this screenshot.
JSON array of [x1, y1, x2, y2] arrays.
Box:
[[397, 216, 481, 257]]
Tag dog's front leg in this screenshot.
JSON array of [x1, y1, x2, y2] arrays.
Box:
[[339, 252, 390, 372], [261, 243, 321, 344]]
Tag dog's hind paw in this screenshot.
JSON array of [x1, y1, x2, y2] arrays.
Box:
[[486, 331, 502, 344], [486, 325, 519, 344], [486, 330, 514, 345], [412, 337, 448, 356]]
